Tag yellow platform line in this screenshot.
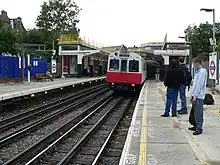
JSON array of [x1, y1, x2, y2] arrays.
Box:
[[138, 83, 148, 165], [206, 109, 220, 115]]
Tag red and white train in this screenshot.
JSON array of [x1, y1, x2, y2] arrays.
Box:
[[106, 45, 147, 91]]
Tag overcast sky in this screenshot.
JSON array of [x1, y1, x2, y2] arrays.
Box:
[[1, 0, 220, 46]]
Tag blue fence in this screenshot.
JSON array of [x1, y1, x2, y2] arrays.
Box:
[[0, 56, 48, 79]]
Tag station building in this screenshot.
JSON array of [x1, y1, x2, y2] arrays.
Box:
[[58, 33, 110, 78]]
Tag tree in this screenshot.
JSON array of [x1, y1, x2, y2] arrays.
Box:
[[36, 0, 81, 34], [21, 28, 55, 61], [185, 22, 220, 60], [23, 28, 53, 48], [0, 24, 19, 55]]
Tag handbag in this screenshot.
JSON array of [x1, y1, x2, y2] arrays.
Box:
[[189, 105, 196, 126]]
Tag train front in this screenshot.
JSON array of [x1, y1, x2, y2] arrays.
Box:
[[106, 46, 145, 91]]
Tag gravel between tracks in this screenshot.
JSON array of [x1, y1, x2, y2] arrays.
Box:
[[0, 94, 67, 120], [0, 90, 99, 140], [0, 84, 104, 121], [0, 91, 112, 163]]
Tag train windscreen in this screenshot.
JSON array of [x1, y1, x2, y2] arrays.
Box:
[[109, 59, 119, 71], [129, 60, 139, 72]]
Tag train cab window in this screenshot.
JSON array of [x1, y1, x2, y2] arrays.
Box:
[[129, 60, 139, 72], [121, 60, 127, 72], [109, 59, 119, 70]]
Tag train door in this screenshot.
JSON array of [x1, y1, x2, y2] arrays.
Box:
[[119, 59, 128, 82], [121, 59, 127, 72]]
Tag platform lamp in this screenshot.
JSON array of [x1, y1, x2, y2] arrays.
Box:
[[200, 8, 216, 52], [178, 35, 192, 75], [178, 36, 188, 65], [178, 36, 187, 55], [200, 8, 218, 91]]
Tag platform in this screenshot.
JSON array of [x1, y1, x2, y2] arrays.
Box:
[[120, 81, 208, 165], [0, 76, 105, 101]]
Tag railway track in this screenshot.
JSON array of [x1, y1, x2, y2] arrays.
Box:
[[0, 84, 107, 143], [0, 87, 112, 164], [3, 95, 136, 165], [94, 96, 138, 165]]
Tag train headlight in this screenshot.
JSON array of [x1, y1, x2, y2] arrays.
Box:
[[132, 84, 135, 87], [111, 83, 114, 85]]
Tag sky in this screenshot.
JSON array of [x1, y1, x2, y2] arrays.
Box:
[[0, 0, 220, 47]]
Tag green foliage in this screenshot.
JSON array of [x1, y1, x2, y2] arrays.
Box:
[[0, 26, 53, 61], [185, 22, 220, 60], [0, 0, 81, 60], [0, 26, 19, 55], [36, 0, 81, 34], [23, 28, 54, 49]]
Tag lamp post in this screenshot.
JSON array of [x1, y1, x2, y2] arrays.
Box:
[[178, 36, 192, 74], [200, 8, 218, 91], [178, 36, 187, 56], [200, 8, 216, 52]]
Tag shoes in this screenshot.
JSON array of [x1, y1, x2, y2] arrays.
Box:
[[161, 113, 177, 117], [161, 114, 169, 117], [178, 109, 187, 114], [193, 131, 202, 135], [188, 127, 196, 131]]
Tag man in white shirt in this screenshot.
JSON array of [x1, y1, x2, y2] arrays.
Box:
[[189, 57, 207, 135]]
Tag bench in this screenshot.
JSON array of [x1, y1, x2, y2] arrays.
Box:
[[36, 73, 50, 82]]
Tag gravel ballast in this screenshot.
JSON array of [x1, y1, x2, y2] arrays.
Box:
[[0, 91, 112, 163]]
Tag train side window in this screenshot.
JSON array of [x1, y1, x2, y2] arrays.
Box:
[[129, 60, 139, 72], [121, 60, 127, 72], [109, 59, 119, 70]]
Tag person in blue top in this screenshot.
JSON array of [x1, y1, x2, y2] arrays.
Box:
[[189, 57, 207, 135], [178, 57, 192, 114]]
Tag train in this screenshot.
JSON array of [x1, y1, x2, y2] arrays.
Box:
[[106, 45, 147, 91]]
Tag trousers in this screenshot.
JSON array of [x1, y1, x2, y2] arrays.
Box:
[[179, 85, 187, 110], [164, 87, 179, 115], [194, 98, 204, 132]]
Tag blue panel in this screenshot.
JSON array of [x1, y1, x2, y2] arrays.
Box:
[[0, 56, 48, 79], [0, 56, 15, 78], [14, 57, 21, 78]]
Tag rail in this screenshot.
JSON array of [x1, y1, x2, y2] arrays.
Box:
[[0, 87, 110, 149]]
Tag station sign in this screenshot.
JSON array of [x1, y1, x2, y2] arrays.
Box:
[[209, 52, 217, 80]]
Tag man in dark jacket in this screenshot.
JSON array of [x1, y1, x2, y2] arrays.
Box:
[[178, 57, 188, 114], [161, 59, 185, 117]]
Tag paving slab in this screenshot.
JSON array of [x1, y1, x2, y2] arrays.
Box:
[[147, 143, 202, 165], [148, 117, 174, 128]]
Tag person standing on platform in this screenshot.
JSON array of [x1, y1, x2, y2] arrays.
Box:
[[189, 57, 207, 135], [159, 64, 165, 81], [155, 66, 160, 82], [178, 57, 192, 114], [161, 59, 185, 117]]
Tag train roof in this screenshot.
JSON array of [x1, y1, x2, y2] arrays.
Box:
[[109, 51, 144, 59]]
